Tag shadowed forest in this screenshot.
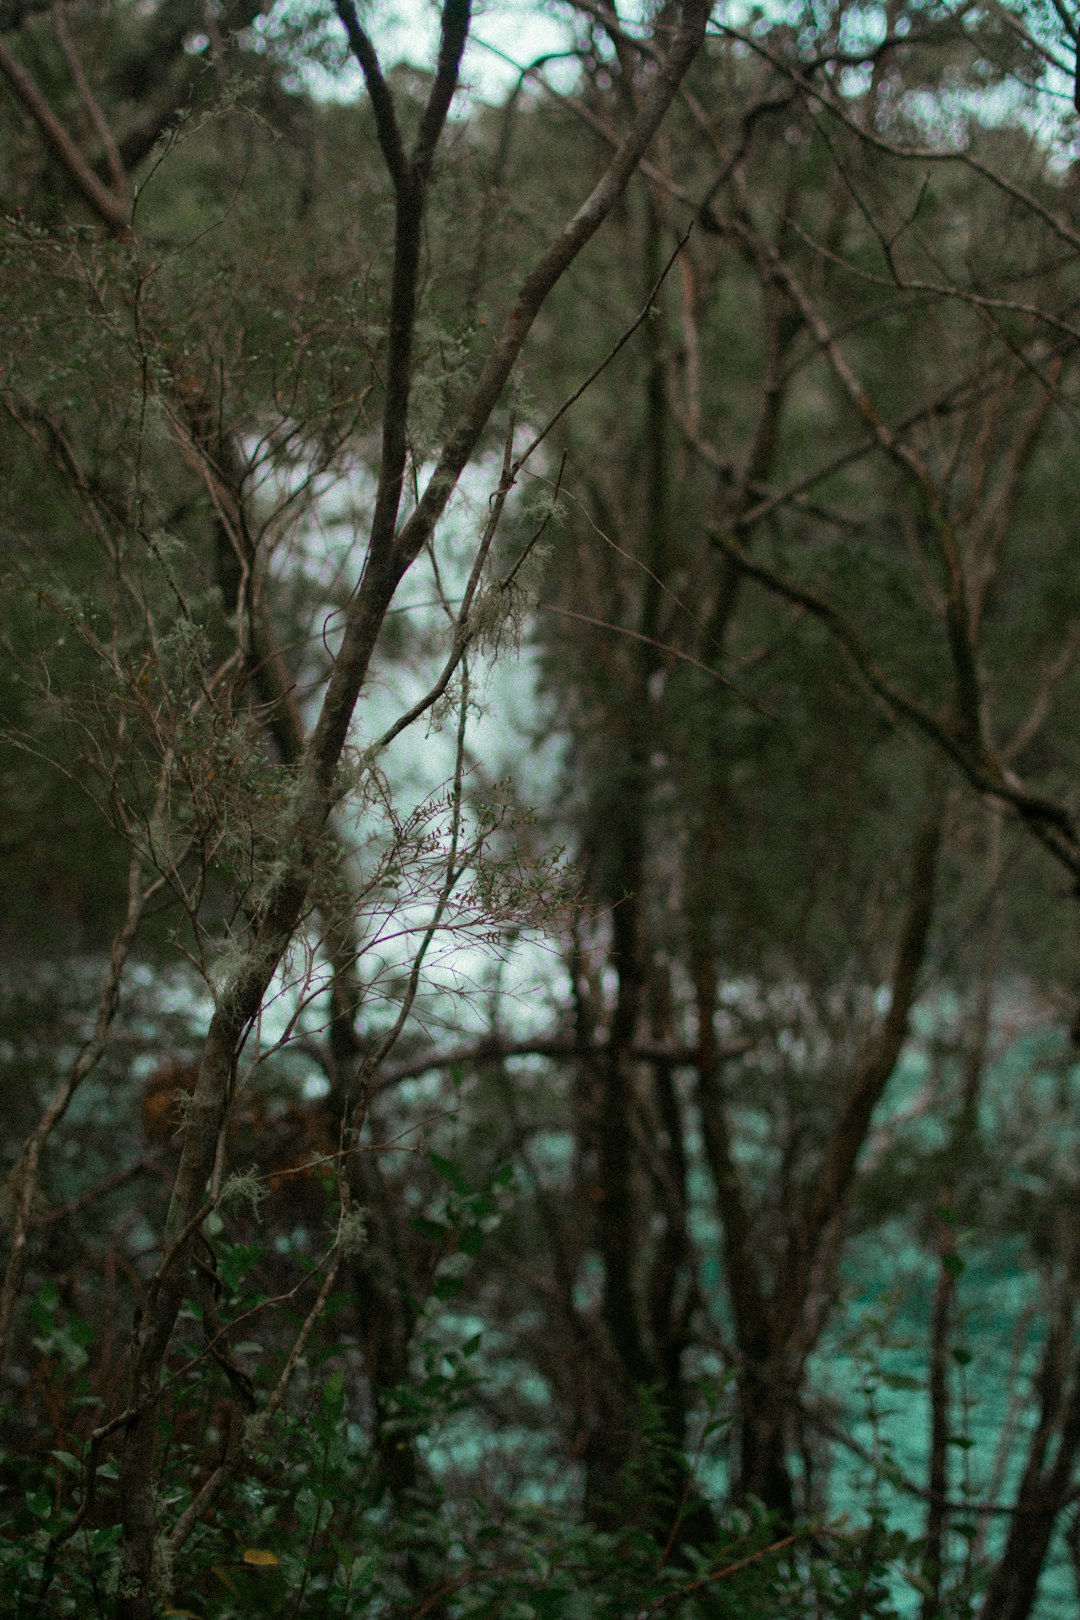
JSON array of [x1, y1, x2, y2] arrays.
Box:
[[3, 1, 1080, 1615]]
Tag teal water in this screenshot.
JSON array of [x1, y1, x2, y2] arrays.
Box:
[[423, 1020, 1079, 1614]]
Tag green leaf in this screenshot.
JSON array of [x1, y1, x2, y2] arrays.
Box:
[[343, 1552, 377, 1587], [90, 1524, 122, 1554], [294, 1484, 322, 1534], [429, 1151, 471, 1195], [322, 1368, 345, 1416]]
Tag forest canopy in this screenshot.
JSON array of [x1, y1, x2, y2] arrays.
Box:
[[2, 1, 1080, 1616]]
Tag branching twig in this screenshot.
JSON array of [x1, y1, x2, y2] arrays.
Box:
[[712, 529, 1080, 875]]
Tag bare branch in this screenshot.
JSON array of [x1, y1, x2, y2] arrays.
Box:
[[0, 30, 128, 231], [711, 528, 1080, 875]]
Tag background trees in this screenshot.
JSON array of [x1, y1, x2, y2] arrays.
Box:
[[2, 2, 1080, 1617]]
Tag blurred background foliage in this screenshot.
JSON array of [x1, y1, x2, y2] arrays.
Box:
[[2, 0, 1080, 1615]]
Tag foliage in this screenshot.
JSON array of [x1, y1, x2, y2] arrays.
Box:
[[2, 2, 1080, 1618]]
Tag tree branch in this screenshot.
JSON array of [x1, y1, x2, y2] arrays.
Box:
[[712, 529, 1080, 877], [0, 30, 128, 232]]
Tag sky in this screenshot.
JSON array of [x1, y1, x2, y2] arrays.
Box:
[[376, 0, 576, 99], [263, 0, 581, 106]]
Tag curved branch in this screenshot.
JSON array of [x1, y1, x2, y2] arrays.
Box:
[[712, 529, 1080, 875], [391, 0, 713, 575], [333, 0, 407, 185], [0, 32, 128, 232]]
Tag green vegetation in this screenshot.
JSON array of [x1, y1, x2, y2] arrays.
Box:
[[1, 1, 1080, 1614]]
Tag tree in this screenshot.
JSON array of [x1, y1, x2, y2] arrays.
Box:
[[4, 3, 1080, 1618], [445, 0, 1080, 1606], [0, 2, 712, 1613]]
